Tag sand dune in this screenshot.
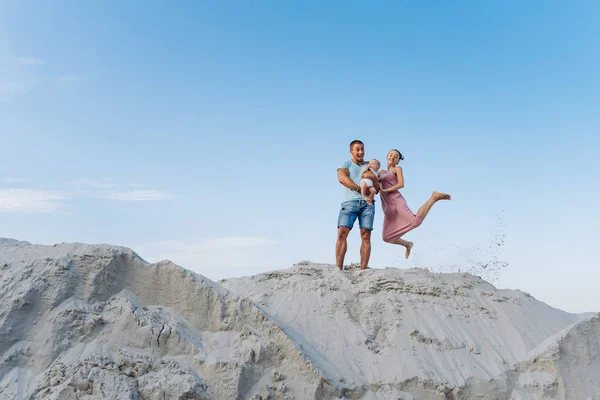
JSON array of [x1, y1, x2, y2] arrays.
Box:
[[0, 239, 597, 399]]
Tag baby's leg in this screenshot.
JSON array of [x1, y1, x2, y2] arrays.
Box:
[[368, 187, 376, 204], [360, 182, 370, 200]]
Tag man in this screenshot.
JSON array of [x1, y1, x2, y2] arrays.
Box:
[[336, 140, 380, 270]]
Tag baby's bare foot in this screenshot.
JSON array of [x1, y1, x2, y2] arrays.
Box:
[[405, 242, 414, 259]]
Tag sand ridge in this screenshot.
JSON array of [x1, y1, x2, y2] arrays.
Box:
[[0, 239, 597, 399]]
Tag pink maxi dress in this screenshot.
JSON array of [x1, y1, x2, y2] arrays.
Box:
[[379, 169, 424, 243]]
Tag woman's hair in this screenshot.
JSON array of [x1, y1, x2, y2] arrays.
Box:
[[388, 149, 404, 161]]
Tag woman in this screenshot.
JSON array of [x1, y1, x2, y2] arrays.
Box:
[[379, 149, 451, 258]]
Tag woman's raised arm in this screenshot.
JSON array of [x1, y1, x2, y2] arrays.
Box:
[[381, 166, 405, 192]]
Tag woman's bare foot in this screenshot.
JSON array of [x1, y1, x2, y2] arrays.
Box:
[[432, 191, 451, 201], [405, 242, 413, 259]]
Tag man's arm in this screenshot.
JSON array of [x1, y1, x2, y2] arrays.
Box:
[[337, 168, 360, 192]]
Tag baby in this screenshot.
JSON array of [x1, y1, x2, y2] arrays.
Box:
[[360, 159, 381, 205]]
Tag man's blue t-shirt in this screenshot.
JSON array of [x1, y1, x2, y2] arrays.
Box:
[[338, 160, 365, 202]]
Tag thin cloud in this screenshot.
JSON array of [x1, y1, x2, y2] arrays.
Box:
[[18, 57, 44, 66], [0, 80, 36, 102], [0, 46, 41, 101], [57, 74, 80, 83], [0, 188, 67, 214], [101, 190, 173, 201], [92, 183, 114, 189], [0, 179, 173, 213], [70, 178, 114, 189], [71, 178, 111, 186], [1, 178, 28, 183], [70, 179, 172, 201]]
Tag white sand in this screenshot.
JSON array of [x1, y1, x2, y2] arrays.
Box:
[[0, 239, 598, 399]]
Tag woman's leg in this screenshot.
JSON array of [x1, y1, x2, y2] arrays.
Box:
[[393, 237, 414, 259], [416, 191, 451, 220], [388, 191, 449, 259]]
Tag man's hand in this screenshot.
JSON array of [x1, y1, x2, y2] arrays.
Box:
[[360, 170, 380, 193], [362, 170, 378, 181]]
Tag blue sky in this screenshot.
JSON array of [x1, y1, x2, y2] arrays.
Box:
[[1, 1, 598, 313]]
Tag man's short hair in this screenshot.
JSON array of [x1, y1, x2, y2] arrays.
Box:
[[349, 140, 364, 149]]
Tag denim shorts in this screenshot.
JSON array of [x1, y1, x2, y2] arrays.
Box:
[[337, 200, 375, 231]]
